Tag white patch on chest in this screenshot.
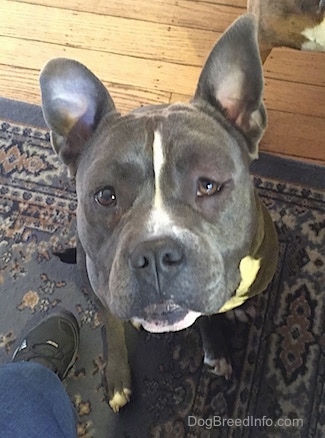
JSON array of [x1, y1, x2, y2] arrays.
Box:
[[301, 18, 325, 51]]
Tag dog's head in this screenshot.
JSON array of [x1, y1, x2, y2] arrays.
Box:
[[40, 14, 266, 332]]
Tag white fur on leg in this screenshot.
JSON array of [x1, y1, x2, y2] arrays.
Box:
[[109, 388, 132, 413]]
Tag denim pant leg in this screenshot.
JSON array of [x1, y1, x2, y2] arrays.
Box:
[[0, 361, 78, 438]]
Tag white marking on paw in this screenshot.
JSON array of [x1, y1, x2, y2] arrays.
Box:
[[301, 18, 325, 51], [109, 388, 132, 413], [204, 357, 233, 380]]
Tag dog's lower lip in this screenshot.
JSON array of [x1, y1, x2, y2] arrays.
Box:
[[131, 306, 202, 333]]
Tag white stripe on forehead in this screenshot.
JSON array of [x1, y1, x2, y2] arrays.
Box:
[[148, 130, 200, 244], [153, 130, 164, 210], [147, 130, 173, 235]]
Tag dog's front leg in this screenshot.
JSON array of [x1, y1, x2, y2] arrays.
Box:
[[99, 303, 132, 412], [76, 241, 131, 412], [197, 314, 233, 380]]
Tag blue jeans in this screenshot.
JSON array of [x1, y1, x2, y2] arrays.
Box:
[[0, 361, 78, 438]]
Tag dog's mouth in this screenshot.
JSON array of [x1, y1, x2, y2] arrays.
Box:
[[131, 301, 201, 333]]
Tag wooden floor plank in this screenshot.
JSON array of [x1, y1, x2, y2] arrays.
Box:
[[264, 79, 325, 118], [264, 48, 325, 87], [11, 0, 245, 30], [192, 0, 246, 7], [0, 36, 202, 95], [263, 110, 325, 162], [1, 2, 223, 67]]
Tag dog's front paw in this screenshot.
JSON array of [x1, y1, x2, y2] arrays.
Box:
[[105, 355, 132, 412], [204, 355, 233, 380], [100, 310, 132, 412], [198, 314, 233, 381], [106, 362, 132, 412], [109, 387, 132, 413]]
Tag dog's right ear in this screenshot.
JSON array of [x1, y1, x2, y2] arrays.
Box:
[[40, 58, 117, 176]]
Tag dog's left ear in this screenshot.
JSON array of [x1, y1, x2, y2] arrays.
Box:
[[40, 58, 118, 176], [193, 14, 266, 160]]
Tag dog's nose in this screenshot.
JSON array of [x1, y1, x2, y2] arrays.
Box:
[[130, 238, 184, 274]]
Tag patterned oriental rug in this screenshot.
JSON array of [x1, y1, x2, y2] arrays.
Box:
[[0, 97, 324, 438]]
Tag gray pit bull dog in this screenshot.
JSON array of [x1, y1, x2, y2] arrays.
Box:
[[39, 14, 278, 412]]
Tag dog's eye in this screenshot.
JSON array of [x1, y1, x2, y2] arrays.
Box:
[[94, 186, 117, 207], [197, 178, 223, 197]]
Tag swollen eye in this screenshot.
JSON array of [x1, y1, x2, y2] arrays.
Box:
[[94, 186, 117, 207], [196, 178, 223, 197]]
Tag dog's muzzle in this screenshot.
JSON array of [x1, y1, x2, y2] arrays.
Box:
[[129, 237, 202, 331]]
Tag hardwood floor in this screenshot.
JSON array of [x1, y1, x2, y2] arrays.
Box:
[[0, 0, 324, 164]]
